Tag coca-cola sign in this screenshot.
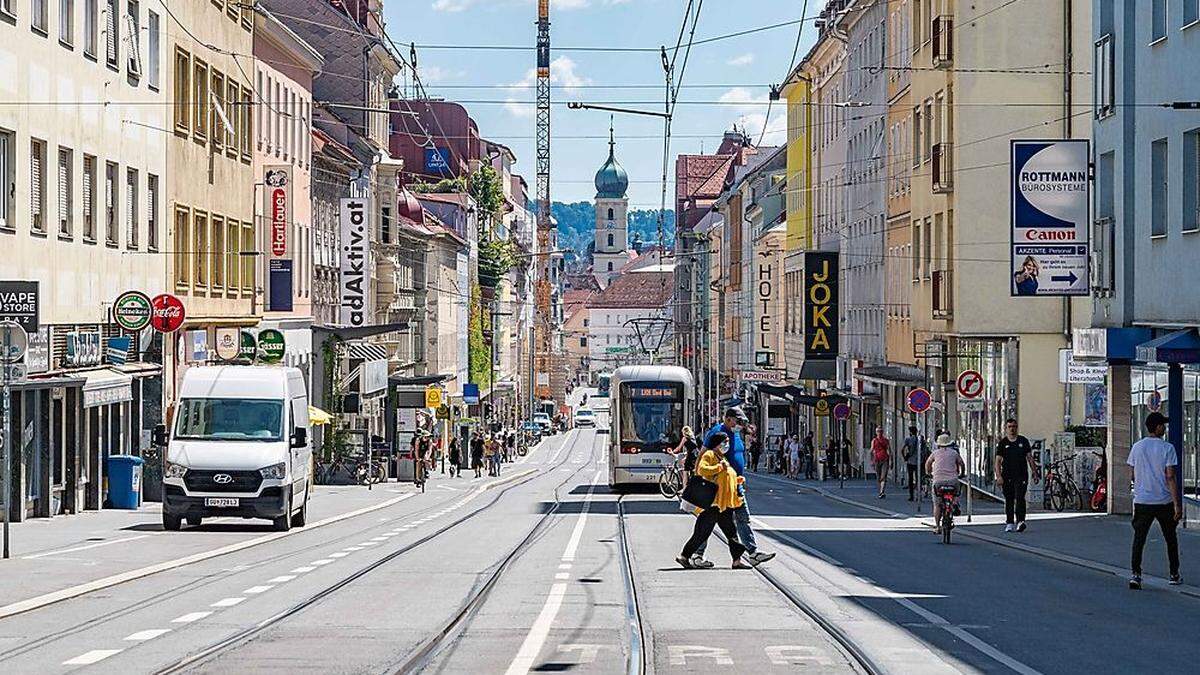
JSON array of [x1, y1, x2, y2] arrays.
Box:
[[150, 293, 186, 333]]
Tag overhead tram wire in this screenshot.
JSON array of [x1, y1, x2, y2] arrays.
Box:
[[758, 0, 811, 146]]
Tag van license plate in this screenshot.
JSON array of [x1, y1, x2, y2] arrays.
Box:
[[205, 498, 239, 507]]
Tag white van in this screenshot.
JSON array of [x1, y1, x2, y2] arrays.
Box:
[[156, 366, 312, 532]]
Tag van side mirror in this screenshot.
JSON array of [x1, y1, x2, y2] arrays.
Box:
[[152, 424, 167, 448], [290, 427, 308, 448]]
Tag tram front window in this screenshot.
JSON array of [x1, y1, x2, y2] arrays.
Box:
[[619, 384, 683, 450]]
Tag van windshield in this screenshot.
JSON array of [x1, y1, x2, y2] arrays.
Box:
[[175, 398, 284, 441]]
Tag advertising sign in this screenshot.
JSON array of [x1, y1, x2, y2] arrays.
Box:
[[339, 198, 370, 327], [361, 359, 387, 397], [424, 147, 452, 174], [1058, 349, 1107, 384], [463, 383, 480, 405], [755, 244, 784, 369], [65, 331, 102, 367], [257, 329, 286, 364], [239, 330, 258, 360], [0, 281, 39, 332], [425, 386, 443, 409], [150, 294, 186, 333], [1010, 140, 1090, 296], [214, 327, 241, 361], [803, 251, 839, 360], [264, 166, 294, 312], [25, 327, 49, 373], [1084, 383, 1108, 427], [188, 330, 208, 363], [105, 336, 132, 365], [113, 291, 152, 331], [0, 321, 29, 363]]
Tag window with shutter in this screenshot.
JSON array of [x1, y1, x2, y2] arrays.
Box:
[[126, 1, 141, 77], [58, 147, 72, 238], [126, 168, 138, 249], [241, 221, 254, 291], [193, 59, 209, 141], [226, 79, 239, 159], [83, 0, 97, 57], [194, 211, 208, 287], [226, 218, 239, 293], [147, 174, 158, 250], [60, 0, 75, 45], [211, 215, 224, 289], [105, 0, 118, 67], [0, 131, 11, 231], [32, 0, 48, 33], [105, 161, 117, 245], [82, 155, 95, 241], [147, 11, 159, 89], [31, 139, 46, 234], [174, 206, 190, 288]]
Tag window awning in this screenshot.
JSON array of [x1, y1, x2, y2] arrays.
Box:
[[1136, 329, 1200, 364], [80, 368, 134, 408]]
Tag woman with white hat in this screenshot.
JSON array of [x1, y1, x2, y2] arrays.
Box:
[[924, 433, 965, 532]]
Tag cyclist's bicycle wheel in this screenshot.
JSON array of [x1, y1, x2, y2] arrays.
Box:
[[658, 467, 682, 499], [941, 508, 953, 544]]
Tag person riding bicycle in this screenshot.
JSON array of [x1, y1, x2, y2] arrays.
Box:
[[670, 426, 699, 483], [925, 433, 965, 533]]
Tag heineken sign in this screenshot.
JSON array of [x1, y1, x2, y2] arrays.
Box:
[[257, 329, 285, 364], [113, 291, 152, 331]]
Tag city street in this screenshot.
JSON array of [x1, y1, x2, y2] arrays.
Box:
[[0, 423, 1196, 674]]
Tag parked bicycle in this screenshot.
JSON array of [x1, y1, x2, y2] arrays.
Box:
[[1043, 454, 1083, 512], [317, 453, 387, 486]]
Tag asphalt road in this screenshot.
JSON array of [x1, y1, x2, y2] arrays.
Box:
[[2, 422, 1198, 674]]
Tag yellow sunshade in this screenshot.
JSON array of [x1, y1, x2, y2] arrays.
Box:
[[308, 406, 333, 426]]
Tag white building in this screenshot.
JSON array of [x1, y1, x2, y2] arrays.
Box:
[[586, 270, 674, 375]]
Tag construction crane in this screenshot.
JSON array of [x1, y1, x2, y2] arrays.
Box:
[[533, 0, 554, 408]]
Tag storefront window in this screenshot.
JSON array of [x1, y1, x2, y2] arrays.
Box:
[[955, 338, 1016, 491], [1131, 366, 1200, 503]]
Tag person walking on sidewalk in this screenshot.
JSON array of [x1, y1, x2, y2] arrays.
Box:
[[902, 426, 927, 501], [448, 436, 462, 478], [872, 428, 892, 498], [696, 407, 775, 566], [803, 432, 816, 479], [471, 432, 485, 478], [787, 434, 802, 479], [676, 432, 750, 569], [1128, 412, 1182, 589], [994, 418, 1038, 532]]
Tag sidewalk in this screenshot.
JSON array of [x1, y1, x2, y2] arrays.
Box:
[[750, 471, 1200, 595]]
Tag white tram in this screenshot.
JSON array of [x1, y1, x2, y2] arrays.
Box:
[[607, 365, 695, 489]]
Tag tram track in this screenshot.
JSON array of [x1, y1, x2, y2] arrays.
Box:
[[152, 430, 596, 675], [614, 495, 649, 675]]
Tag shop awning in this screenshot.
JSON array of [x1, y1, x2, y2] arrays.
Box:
[[110, 362, 163, 377], [309, 405, 333, 426], [80, 368, 133, 408], [389, 373, 455, 387], [348, 342, 389, 361], [1136, 329, 1200, 364], [796, 360, 836, 381], [854, 365, 924, 386]]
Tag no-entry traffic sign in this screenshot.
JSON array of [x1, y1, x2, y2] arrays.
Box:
[[906, 387, 931, 413], [957, 370, 984, 399]]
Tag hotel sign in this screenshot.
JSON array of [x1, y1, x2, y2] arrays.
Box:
[[755, 243, 784, 368], [803, 251, 838, 361]]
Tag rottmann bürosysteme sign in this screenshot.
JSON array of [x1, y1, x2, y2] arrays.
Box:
[[1010, 140, 1090, 297]]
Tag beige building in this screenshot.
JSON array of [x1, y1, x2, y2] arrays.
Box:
[[165, 1, 256, 402], [0, 0, 168, 517]]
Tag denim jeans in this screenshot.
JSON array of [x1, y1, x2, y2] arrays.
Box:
[[696, 494, 758, 556]]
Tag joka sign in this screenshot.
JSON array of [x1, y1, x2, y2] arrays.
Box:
[[803, 251, 839, 360]]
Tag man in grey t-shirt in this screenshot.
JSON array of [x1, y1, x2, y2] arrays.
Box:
[[1128, 412, 1182, 589]]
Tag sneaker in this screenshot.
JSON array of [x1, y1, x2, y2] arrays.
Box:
[[675, 555, 694, 570], [1170, 574, 1183, 585], [878, 493, 886, 499], [1129, 575, 1143, 590], [746, 551, 776, 565], [1004, 523, 1015, 533], [1016, 521, 1027, 533], [690, 555, 715, 569], [731, 559, 754, 570]]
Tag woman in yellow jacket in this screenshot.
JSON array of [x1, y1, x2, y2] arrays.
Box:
[[676, 432, 750, 569]]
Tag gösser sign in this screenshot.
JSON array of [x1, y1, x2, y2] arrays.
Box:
[[803, 251, 839, 361], [1010, 140, 1090, 297], [339, 199, 371, 327]]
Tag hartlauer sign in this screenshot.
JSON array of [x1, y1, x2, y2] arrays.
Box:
[[150, 294, 185, 333], [265, 166, 294, 313]]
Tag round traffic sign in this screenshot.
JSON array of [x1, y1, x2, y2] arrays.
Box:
[[113, 291, 152, 331], [257, 329, 286, 363], [833, 402, 851, 421], [957, 370, 984, 399], [150, 294, 186, 333], [0, 320, 29, 364], [906, 387, 932, 413]]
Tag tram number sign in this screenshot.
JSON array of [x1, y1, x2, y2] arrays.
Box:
[[957, 370, 984, 399], [907, 387, 932, 414]]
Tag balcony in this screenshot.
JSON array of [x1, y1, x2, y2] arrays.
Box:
[[932, 269, 953, 319], [932, 16, 954, 68], [931, 142, 953, 193]]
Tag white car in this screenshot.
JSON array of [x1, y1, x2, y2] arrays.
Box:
[[533, 412, 553, 433], [574, 409, 596, 427], [156, 366, 312, 532]]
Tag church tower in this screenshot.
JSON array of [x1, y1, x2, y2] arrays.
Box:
[[592, 120, 630, 289]]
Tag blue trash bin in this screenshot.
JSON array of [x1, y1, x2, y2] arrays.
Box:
[[107, 455, 145, 509]]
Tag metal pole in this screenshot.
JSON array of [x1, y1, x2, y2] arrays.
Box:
[[2, 327, 11, 559], [838, 418, 845, 490]]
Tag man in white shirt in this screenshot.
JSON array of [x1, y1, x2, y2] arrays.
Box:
[[1127, 412, 1182, 589]]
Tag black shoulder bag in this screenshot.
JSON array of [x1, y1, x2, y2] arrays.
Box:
[[681, 474, 718, 509]]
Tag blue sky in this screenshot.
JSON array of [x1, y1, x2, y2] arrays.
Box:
[[383, 0, 811, 208]]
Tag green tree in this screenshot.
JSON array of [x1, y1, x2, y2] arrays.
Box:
[[467, 283, 492, 389]]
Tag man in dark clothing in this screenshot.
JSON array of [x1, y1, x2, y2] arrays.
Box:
[[803, 433, 816, 479], [994, 418, 1038, 532], [902, 426, 926, 501]]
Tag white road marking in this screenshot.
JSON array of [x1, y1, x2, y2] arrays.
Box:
[[63, 649, 123, 665], [243, 585, 274, 594], [329, 552, 349, 558], [267, 575, 297, 583], [290, 566, 317, 573], [752, 517, 1043, 675], [344, 546, 363, 551], [669, 645, 733, 666], [171, 611, 212, 623], [558, 644, 602, 664], [210, 597, 246, 608], [504, 584, 568, 675], [357, 542, 377, 547], [555, 573, 569, 580], [124, 629, 172, 641], [765, 645, 834, 665], [558, 563, 571, 570], [0, 492, 415, 620], [561, 472, 602, 562], [311, 559, 333, 566], [370, 536, 387, 542], [24, 535, 150, 559]]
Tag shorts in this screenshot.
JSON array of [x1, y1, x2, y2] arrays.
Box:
[[873, 461, 888, 476], [932, 480, 958, 494]]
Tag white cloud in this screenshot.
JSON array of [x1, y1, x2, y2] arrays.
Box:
[[505, 56, 591, 117], [431, 0, 471, 11], [420, 66, 465, 83], [726, 53, 755, 67], [716, 87, 784, 146]]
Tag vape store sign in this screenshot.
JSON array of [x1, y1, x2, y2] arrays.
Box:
[[265, 166, 294, 312]]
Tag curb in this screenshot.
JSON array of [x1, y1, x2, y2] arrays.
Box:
[[791, 478, 1200, 600]]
